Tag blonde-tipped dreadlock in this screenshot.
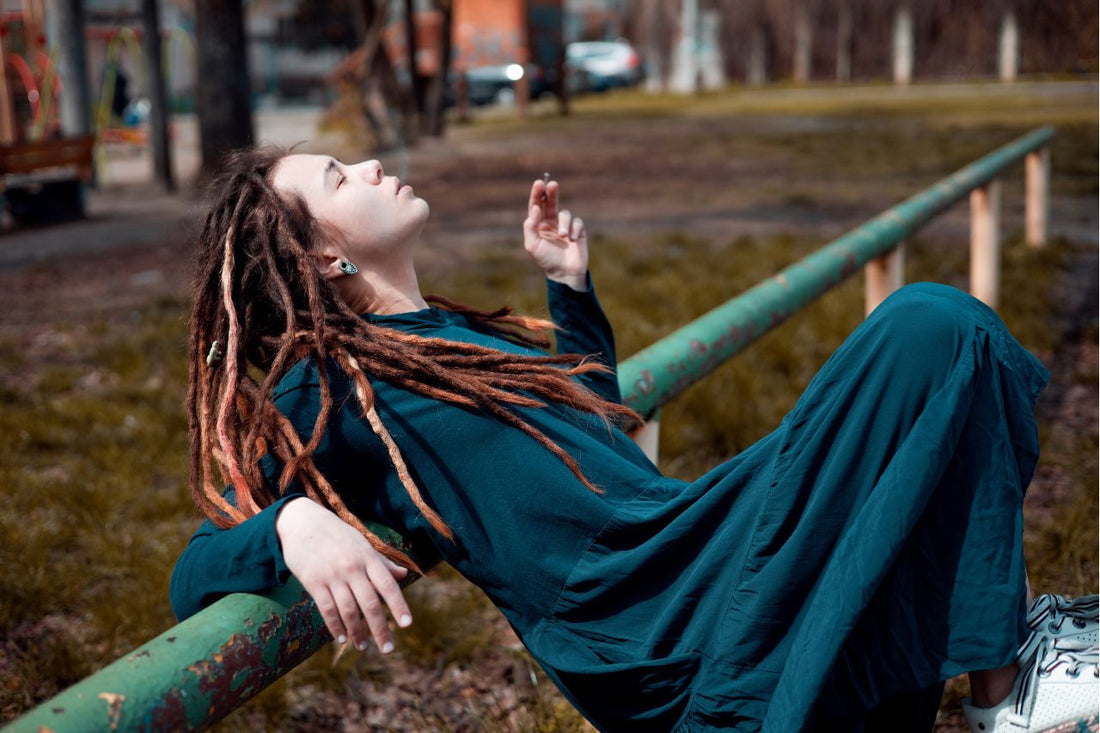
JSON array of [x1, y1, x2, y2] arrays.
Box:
[[188, 147, 641, 571]]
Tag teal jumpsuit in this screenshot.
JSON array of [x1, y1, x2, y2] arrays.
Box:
[[170, 278, 1048, 731]]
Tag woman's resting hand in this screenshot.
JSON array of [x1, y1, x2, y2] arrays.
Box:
[[275, 496, 411, 654], [523, 177, 589, 291]]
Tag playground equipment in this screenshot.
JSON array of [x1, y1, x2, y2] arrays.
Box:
[[0, 3, 92, 225], [4, 126, 1054, 731]]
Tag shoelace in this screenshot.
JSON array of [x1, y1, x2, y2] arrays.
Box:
[[1014, 635, 1100, 721], [1026, 595, 1099, 635], [1036, 647, 1100, 680]]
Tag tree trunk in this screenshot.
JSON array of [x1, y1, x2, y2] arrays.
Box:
[[193, 0, 253, 176], [141, 0, 174, 190], [47, 0, 91, 137], [423, 1, 452, 136]]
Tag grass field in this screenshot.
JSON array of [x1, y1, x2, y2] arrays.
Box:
[[1, 80, 1096, 729]]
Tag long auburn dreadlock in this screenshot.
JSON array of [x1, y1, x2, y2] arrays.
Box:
[[188, 147, 642, 572]]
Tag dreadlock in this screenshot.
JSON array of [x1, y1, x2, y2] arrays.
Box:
[[188, 147, 642, 572]]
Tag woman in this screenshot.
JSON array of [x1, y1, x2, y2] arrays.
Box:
[[171, 148, 1097, 732]]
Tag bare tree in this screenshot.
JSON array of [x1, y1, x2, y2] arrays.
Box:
[[193, 0, 253, 176]]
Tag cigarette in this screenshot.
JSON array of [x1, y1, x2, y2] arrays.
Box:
[[541, 172, 550, 202]]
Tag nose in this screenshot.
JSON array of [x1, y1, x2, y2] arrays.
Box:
[[352, 159, 383, 184]]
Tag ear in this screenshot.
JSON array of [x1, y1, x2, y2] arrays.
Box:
[[310, 246, 346, 282]]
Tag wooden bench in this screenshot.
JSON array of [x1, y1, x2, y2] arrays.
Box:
[[0, 135, 95, 226]]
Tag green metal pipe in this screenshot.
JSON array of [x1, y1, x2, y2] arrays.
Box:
[[5, 522, 428, 733], [5, 125, 1054, 732], [618, 125, 1054, 416]]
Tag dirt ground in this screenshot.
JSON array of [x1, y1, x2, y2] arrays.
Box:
[[1, 81, 1096, 731]]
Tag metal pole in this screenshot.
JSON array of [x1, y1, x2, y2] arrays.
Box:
[[618, 127, 1053, 415], [969, 179, 1002, 308], [141, 0, 175, 191]]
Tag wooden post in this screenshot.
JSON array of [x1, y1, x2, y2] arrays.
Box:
[[892, 4, 913, 86], [864, 244, 905, 315], [629, 416, 660, 464], [794, 2, 812, 84], [970, 180, 1002, 308], [836, 1, 852, 82], [998, 10, 1018, 83], [1025, 147, 1049, 247]]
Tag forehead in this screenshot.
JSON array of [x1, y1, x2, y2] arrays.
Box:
[[271, 153, 328, 196]]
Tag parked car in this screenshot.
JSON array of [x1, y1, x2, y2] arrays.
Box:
[[565, 40, 643, 92]]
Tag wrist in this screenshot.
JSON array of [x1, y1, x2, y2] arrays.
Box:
[[546, 270, 589, 292], [274, 496, 312, 539]]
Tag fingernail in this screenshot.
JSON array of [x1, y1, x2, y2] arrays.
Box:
[[381, 641, 395, 654], [399, 614, 412, 627], [337, 635, 347, 644], [357, 641, 368, 652]]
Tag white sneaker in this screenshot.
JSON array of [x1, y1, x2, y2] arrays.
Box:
[[962, 635, 1099, 733]]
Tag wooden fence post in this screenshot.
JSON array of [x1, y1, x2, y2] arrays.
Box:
[[1026, 147, 1050, 247], [865, 244, 905, 315], [998, 10, 1019, 83], [893, 5, 913, 85], [970, 179, 1002, 307]]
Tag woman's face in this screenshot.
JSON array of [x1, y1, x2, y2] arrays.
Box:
[[271, 154, 429, 261]]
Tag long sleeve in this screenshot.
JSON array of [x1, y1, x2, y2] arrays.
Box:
[[547, 273, 622, 404], [169, 493, 300, 621]]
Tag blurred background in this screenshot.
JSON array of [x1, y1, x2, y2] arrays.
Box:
[[0, 1, 1096, 731]]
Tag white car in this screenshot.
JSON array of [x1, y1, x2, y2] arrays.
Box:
[[566, 40, 643, 92]]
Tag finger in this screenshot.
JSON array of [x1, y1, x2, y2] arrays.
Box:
[[570, 216, 584, 241], [545, 181, 559, 221], [313, 586, 349, 646], [382, 557, 410, 581], [527, 179, 545, 212], [558, 209, 572, 237], [331, 583, 372, 652], [367, 559, 413, 630], [348, 577, 395, 653]]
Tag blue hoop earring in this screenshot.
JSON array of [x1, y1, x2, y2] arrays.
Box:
[[338, 260, 359, 276]]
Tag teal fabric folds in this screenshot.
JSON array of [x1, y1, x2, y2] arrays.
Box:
[[170, 280, 1048, 732]]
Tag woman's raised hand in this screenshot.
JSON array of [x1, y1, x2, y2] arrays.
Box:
[[523, 177, 589, 292], [275, 496, 411, 654]]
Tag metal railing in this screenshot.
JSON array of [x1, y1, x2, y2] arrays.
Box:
[[6, 126, 1054, 732]]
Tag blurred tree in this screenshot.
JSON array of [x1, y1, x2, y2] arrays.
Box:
[[325, 0, 452, 149], [194, 0, 253, 176]]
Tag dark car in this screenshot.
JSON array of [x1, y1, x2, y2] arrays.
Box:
[[446, 63, 555, 107]]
